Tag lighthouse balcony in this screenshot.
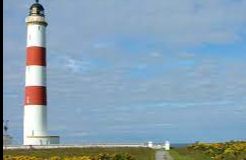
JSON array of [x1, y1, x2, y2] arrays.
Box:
[[25, 16, 47, 26]]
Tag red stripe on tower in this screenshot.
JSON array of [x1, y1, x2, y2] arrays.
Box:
[[25, 86, 47, 105], [26, 47, 46, 66]]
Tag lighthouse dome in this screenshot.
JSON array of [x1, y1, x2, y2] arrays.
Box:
[[29, 1, 45, 17]]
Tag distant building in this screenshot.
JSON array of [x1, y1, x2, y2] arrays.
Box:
[[164, 141, 170, 150], [145, 140, 171, 149], [148, 141, 153, 148]]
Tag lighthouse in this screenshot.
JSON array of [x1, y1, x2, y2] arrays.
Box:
[[23, 0, 59, 145]]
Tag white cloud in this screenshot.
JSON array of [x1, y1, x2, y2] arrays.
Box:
[[42, 0, 246, 50], [149, 52, 162, 58], [64, 59, 91, 73]]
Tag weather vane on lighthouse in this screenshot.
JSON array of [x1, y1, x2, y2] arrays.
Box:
[[36, 0, 39, 3]]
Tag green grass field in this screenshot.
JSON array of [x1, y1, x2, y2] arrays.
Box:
[[169, 148, 212, 160], [3, 147, 155, 160]]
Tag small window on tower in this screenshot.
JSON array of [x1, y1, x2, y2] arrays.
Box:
[[38, 26, 41, 30]]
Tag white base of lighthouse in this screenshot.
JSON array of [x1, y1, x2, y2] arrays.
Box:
[[24, 136, 59, 145], [23, 106, 60, 145]]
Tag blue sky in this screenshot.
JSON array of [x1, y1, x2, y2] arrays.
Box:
[[3, 0, 246, 144]]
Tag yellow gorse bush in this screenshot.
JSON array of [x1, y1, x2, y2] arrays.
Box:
[[188, 141, 246, 160], [63, 156, 91, 160], [3, 155, 43, 160]]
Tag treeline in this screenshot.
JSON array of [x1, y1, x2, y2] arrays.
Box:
[[3, 153, 136, 160], [188, 141, 246, 160]]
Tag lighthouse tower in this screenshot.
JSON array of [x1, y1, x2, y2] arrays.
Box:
[[24, 0, 59, 145]]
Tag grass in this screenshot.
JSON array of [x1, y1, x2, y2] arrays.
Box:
[[3, 147, 155, 160], [169, 147, 212, 160]]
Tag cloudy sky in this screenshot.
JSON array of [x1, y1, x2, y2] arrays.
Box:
[[3, 0, 246, 144]]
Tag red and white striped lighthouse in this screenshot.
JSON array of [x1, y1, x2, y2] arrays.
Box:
[[24, 0, 59, 145]]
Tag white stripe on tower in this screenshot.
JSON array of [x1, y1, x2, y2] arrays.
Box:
[[25, 66, 46, 86], [23, 1, 48, 145], [27, 24, 46, 47]]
